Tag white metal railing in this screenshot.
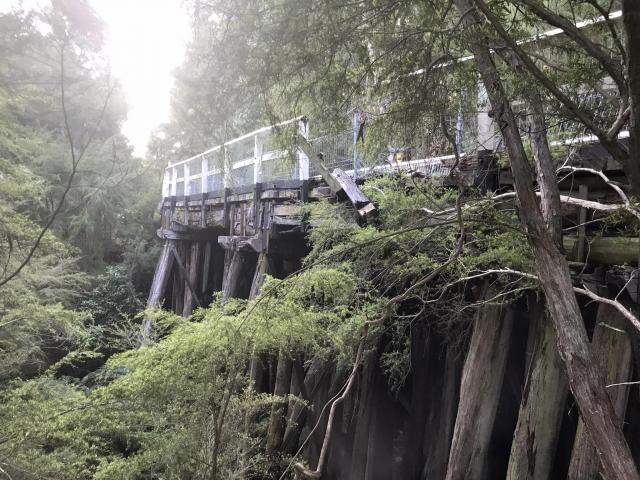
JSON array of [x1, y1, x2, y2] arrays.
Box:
[[162, 117, 310, 198]]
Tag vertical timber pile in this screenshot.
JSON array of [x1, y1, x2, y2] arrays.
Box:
[[446, 287, 515, 480], [568, 302, 634, 479]]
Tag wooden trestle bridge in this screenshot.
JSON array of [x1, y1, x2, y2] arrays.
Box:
[[146, 116, 479, 317], [145, 109, 634, 319]]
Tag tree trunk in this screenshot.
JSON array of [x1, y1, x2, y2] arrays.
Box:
[[445, 288, 515, 480], [568, 302, 633, 479], [452, 2, 639, 477], [266, 351, 293, 452], [507, 307, 567, 480], [623, 0, 640, 196]]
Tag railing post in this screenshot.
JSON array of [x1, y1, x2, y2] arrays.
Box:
[[162, 167, 170, 198], [201, 154, 208, 194], [254, 134, 263, 184], [171, 165, 178, 196], [476, 81, 495, 152], [297, 118, 309, 180], [184, 161, 191, 196]]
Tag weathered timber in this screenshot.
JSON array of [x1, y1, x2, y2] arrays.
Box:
[[221, 250, 245, 303], [171, 242, 185, 315], [266, 352, 293, 452], [249, 252, 269, 300], [296, 134, 376, 218], [201, 241, 212, 297], [507, 307, 568, 480], [219, 234, 267, 253], [348, 350, 377, 479], [282, 356, 326, 455], [564, 235, 640, 265], [567, 303, 633, 479], [143, 240, 175, 337], [445, 292, 515, 480], [147, 240, 174, 310], [169, 243, 202, 313], [183, 241, 201, 316], [423, 339, 463, 479]]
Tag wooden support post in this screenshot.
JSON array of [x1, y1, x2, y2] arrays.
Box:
[[253, 182, 262, 232], [169, 242, 202, 315], [445, 289, 515, 480], [183, 241, 201, 316], [298, 118, 310, 180], [247, 252, 272, 394], [254, 134, 263, 184], [567, 303, 633, 479], [221, 249, 245, 303], [171, 243, 185, 315], [249, 252, 269, 300], [423, 340, 463, 479], [348, 350, 378, 478], [146, 240, 175, 310], [201, 241, 212, 299], [266, 351, 293, 452], [507, 306, 568, 480], [143, 240, 175, 340], [200, 194, 206, 227], [201, 154, 208, 194]]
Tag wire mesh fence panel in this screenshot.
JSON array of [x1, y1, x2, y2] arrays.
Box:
[[262, 153, 297, 182], [309, 131, 354, 176]]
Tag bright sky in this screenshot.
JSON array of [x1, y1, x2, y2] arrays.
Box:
[[1, 0, 191, 156], [91, 0, 190, 156]]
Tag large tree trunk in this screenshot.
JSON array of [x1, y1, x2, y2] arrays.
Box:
[[568, 302, 634, 479], [623, 0, 640, 196], [452, 2, 639, 478], [445, 288, 515, 480]]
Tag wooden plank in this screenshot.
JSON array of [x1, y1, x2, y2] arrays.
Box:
[[332, 168, 370, 205], [564, 236, 640, 265], [218, 234, 266, 253]]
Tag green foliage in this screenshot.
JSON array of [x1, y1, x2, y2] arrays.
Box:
[[0, 264, 374, 478]]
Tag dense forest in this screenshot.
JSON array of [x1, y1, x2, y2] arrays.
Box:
[[3, 0, 640, 479]]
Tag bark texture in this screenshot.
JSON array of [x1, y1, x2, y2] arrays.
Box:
[[445, 293, 514, 480], [568, 303, 633, 479], [452, 1, 639, 478], [507, 309, 567, 480]]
